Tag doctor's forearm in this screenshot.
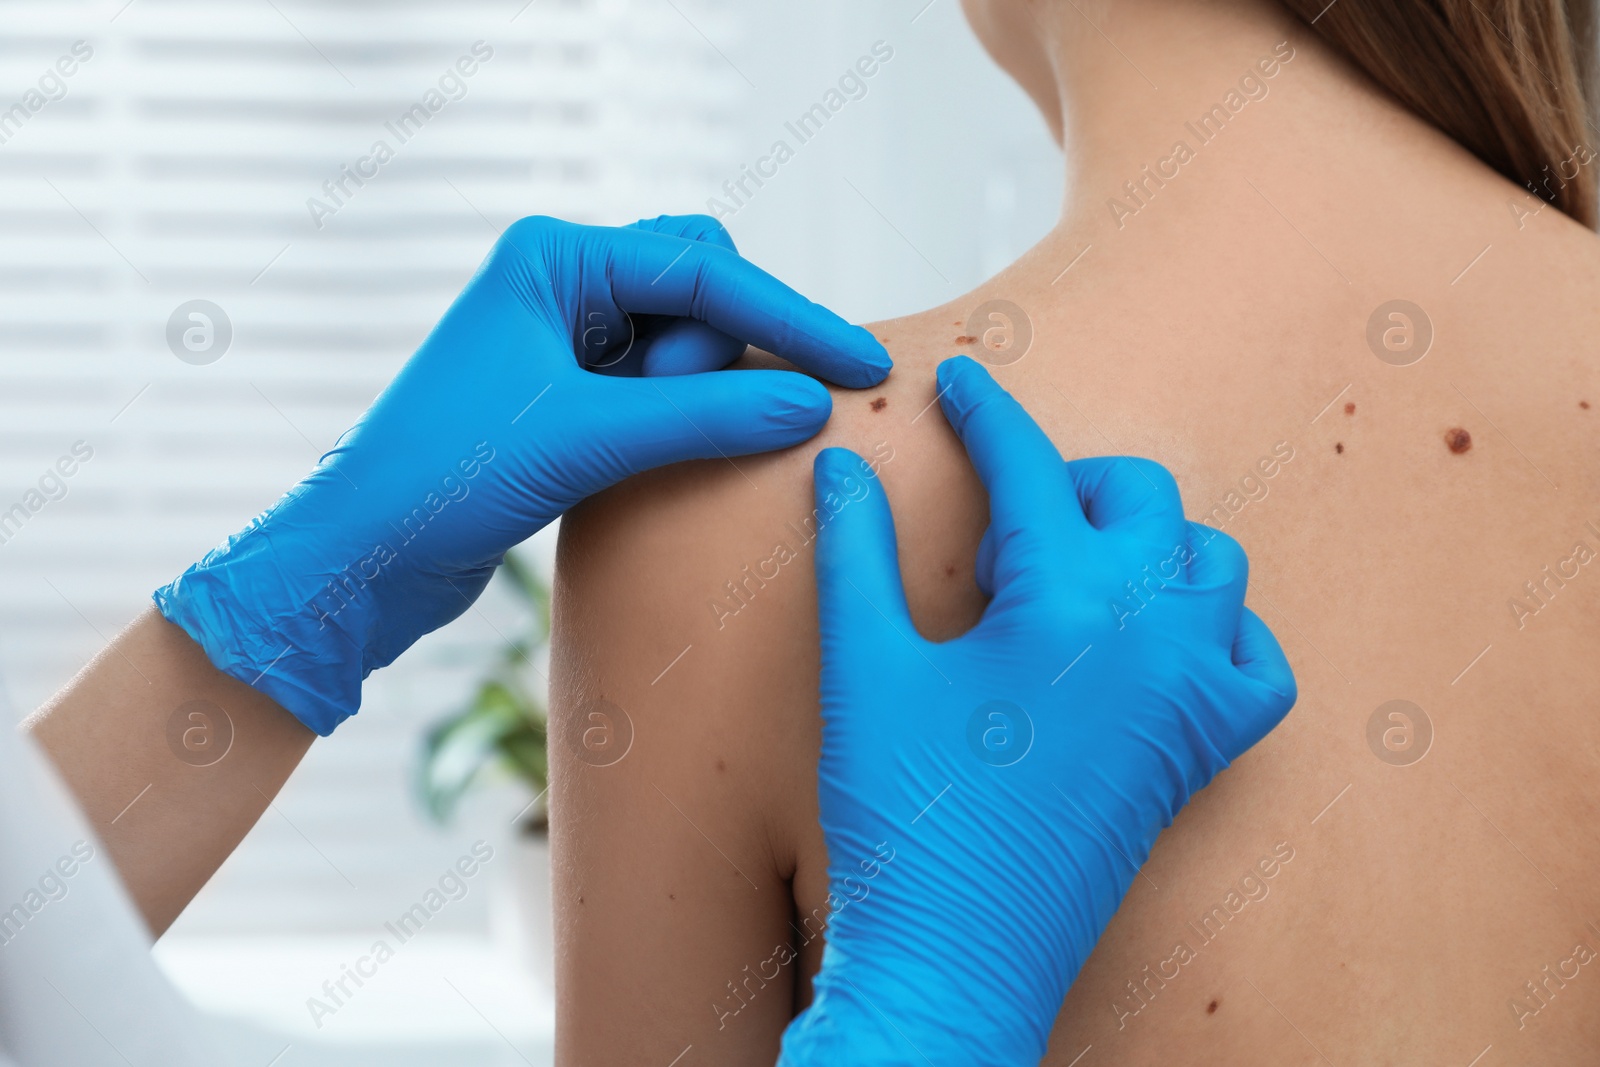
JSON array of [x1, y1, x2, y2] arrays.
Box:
[[23, 607, 313, 936]]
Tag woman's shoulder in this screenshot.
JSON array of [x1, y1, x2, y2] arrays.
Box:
[[556, 308, 998, 663]]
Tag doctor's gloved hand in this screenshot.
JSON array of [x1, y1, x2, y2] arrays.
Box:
[[779, 357, 1296, 1067], [155, 214, 890, 736]]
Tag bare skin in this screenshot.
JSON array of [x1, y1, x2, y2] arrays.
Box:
[[551, 1, 1600, 1063], [24, 608, 313, 936]]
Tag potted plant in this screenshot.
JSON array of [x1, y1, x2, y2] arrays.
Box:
[[416, 549, 553, 986]]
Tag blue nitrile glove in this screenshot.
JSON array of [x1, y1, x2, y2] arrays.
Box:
[[154, 214, 890, 735], [779, 357, 1296, 1067]]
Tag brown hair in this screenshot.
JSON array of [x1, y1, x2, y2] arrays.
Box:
[[1280, 0, 1599, 228]]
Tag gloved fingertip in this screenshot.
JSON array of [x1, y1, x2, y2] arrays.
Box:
[[855, 327, 894, 383], [813, 445, 864, 497], [938, 353, 982, 376], [719, 372, 830, 451], [614, 371, 831, 471], [818, 324, 892, 389], [1234, 607, 1299, 713], [934, 355, 992, 423], [772, 372, 832, 428]]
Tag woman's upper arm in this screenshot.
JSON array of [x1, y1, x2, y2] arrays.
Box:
[[549, 450, 826, 1066], [547, 358, 992, 1064]]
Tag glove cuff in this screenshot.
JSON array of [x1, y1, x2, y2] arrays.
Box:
[[153, 510, 368, 737]]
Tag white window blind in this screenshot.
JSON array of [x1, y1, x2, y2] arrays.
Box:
[[0, 0, 747, 938]]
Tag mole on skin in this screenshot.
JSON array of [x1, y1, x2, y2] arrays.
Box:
[[870, 397, 887, 412], [1343, 402, 1355, 416], [1335, 442, 1344, 454], [1582, 400, 1591, 410], [1445, 427, 1472, 454], [955, 335, 978, 346], [1207, 999, 1218, 1014]]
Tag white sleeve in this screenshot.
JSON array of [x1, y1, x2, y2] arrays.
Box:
[[0, 721, 229, 1067]]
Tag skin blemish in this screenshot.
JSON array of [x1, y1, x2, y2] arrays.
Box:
[[1343, 402, 1356, 415], [955, 335, 978, 346], [1582, 400, 1591, 410], [1335, 442, 1344, 454], [1445, 427, 1473, 454], [715, 758, 727, 772], [944, 564, 956, 577], [669, 893, 677, 901], [1207, 1000, 1219, 1014], [870, 397, 887, 412]]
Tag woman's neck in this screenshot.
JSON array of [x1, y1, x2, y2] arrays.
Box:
[[1031, 0, 1370, 226], [973, 0, 1503, 301]]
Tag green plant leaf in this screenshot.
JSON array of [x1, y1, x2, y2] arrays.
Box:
[[417, 548, 552, 824]]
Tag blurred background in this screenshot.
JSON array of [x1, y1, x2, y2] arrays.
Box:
[[0, 0, 1059, 1062]]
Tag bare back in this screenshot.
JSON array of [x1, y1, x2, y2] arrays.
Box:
[[551, 22, 1600, 1065]]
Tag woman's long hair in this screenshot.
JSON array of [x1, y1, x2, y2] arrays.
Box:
[[1280, 0, 1598, 227]]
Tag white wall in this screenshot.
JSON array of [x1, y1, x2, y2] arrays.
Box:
[[606, 0, 1064, 322]]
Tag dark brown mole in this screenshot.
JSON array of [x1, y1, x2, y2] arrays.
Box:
[[1343, 401, 1356, 416], [870, 397, 888, 412], [669, 893, 677, 901], [1582, 400, 1592, 410], [578, 896, 584, 905], [955, 335, 978, 346], [715, 757, 727, 772], [1335, 442, 1344, 454], [1445, 427, 1473, 454], [944, 564, 956, 577], [1207, 999, 1219, 1014]]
